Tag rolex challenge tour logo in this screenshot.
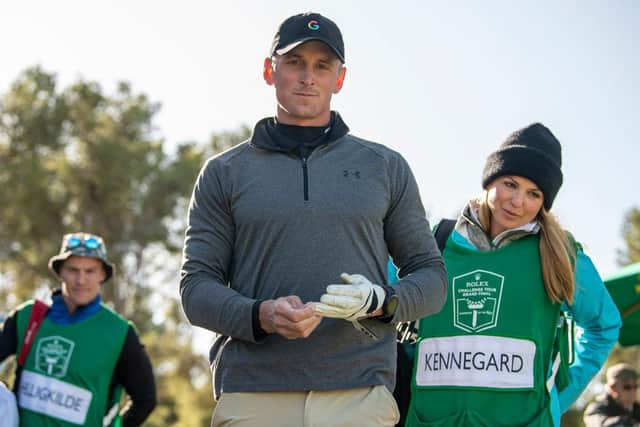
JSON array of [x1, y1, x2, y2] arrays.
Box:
[[35, 336, 75, 378], [453, 269, 504, 332]]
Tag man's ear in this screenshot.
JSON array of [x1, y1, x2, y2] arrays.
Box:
[[99, 265, 107, 284], [333, 67, 347, 94], [263, 57, 275, 85]]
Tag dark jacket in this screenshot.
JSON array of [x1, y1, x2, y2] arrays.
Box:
[[584, 394, 640, 427]]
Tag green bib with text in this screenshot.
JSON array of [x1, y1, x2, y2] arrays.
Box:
[[15, 302, 129, 427], [407, 235, 560, 427]]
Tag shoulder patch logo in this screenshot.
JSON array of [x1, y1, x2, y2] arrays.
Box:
[[453, 269, 504, 333], [35, 336, 75, 378]]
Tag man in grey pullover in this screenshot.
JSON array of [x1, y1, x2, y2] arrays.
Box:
[[180, 12, 447, 427]]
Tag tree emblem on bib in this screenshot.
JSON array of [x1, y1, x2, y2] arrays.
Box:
[[35, 336, 75, 378], [453, 269, 504, 332]]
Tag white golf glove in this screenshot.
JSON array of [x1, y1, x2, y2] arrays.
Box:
[[314, 273, 386, 320]]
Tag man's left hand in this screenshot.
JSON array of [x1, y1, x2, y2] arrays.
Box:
[[314, 273, 385, 320]]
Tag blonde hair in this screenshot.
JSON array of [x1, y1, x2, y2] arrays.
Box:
[[477, 191, 575, 304]]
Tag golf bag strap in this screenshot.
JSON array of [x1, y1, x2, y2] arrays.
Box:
[[434, 219, 456, 252], [17, 299, 50, 366]]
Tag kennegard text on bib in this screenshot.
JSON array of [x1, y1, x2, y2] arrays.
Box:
[[416, 335, 536, 389]]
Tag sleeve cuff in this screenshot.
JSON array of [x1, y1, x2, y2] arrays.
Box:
[[252, 300, 268, 341]]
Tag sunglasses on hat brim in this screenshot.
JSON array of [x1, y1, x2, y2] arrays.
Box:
[[63, 234, 104, 252]]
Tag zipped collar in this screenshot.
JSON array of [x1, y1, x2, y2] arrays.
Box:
[[249, 111, 350, 154]]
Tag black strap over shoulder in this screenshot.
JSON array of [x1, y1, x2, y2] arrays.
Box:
[[433, 218, 456, 252]]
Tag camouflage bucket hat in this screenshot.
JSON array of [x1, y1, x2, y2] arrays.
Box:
[[48, 232, 115, 283]]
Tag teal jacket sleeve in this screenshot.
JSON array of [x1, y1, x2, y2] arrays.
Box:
[[557, 250, 622, 412], [387, 258, 399, 285]]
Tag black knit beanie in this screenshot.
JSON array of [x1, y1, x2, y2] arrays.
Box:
[[482, 123, 563, 210]]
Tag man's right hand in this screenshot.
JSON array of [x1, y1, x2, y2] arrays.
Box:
[[259, 296, 322, 339]]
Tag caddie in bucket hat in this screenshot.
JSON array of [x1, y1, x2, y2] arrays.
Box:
[[0, 232, 157, 425], [48, 232, 114, 282]]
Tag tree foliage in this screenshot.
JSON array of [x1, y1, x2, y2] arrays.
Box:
[[0, 66, 250, 426], [619, 206, 640, 265], [611, 205, 640, 371], [569, 206, 640, 427]]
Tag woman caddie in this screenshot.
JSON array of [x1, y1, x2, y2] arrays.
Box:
[[406, 123, 621, 427]]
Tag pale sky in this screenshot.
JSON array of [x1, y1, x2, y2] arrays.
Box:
[[2, 0, 638, 279]]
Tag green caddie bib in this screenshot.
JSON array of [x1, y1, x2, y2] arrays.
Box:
[[408, 234, 560, 427], [15, 302, 129, 427]]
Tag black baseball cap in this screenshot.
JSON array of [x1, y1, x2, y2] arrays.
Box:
[[270, 12, 345, 63]]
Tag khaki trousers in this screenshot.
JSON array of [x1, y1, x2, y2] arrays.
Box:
[[211, 385, 400, 427]]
